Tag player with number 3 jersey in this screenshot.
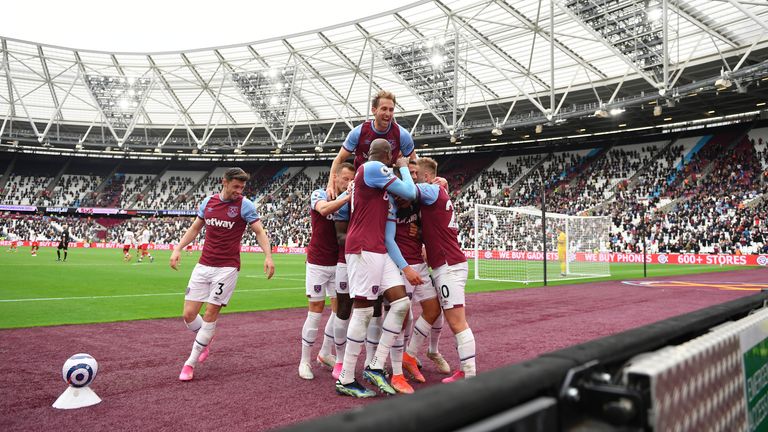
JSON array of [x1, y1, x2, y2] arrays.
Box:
[[169, 168, 275, 382]]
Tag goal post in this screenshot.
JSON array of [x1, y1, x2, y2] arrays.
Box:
[[473, 204, 611, 283]]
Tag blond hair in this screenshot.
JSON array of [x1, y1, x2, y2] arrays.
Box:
[[417, 157, 438, 176]]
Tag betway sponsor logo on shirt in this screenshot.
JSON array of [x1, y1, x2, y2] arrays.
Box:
[[206, 218, 235, 229]]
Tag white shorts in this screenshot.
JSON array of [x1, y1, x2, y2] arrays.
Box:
[[346, 251, 404, 300], [432, 261, 468, 310], [405, 262, 437, 303], [185, 263, 239, 306], [335, 263, 349, 296], [306, 263, 336, 301]]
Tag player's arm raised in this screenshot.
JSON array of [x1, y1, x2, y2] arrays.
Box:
[[327, 148, 353, 200], [170, 218, 204, 270], [383, 157, 417, 201], [250, 220, 275, 279], [314, 192, 350, 217]]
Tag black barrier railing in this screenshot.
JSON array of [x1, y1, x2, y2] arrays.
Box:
[[279, 292, 768, 432]]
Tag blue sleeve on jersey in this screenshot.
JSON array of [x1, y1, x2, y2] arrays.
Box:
[[197, 196, 212, 219], [385, 167, 417, 201], [416, 183, 440, 206], [241, 198, 260, 224], [362, 161, 416, 200], [342, 125, 362, 153], [385, 196, 408, 270], [333, 191, 349, 221], [399, 125, 415, 157], [310, 189, 328, 212], [362, 161, 396, 188]]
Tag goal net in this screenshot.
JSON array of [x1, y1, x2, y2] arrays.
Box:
[[474, 204, 611, 283]]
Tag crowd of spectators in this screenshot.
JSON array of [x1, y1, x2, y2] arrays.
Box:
[[39, 175, 101, 207], [3, 130, 768, 255], [0, 175, 52, 206], [135, 175, 199, 210]]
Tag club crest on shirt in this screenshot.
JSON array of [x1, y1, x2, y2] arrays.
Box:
[[313, 284, 322, 293], [380, 166, 392, 177], [227, 206, 239, 218]]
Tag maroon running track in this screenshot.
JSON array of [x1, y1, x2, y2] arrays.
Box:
[[2, 269, 767, 431]]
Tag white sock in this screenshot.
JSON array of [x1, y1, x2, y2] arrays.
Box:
[[403, 309, 414, 350], [390, 332, 405, 376], [406, 316, 432, 357], [369, 297, 410, 371], [429, 312, 444, 354], [365, 314, 383, 367], [334, 316, 350, 364], [339, 307, 373, 385], [185, 320, 216, 367], [185, 315, 203, 333], [319, 312, 336, 358], [300, 311, 322, 364], [456, 328, 476, 377]]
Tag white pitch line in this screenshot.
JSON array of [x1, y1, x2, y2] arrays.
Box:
[[0, 287, 303, 303], [246, 275, 305, 282]]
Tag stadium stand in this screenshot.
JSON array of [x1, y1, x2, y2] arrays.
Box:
[[2, 124, 768, 255]]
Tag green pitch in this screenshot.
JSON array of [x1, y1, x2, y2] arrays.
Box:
[[0, 247, 758, 328]]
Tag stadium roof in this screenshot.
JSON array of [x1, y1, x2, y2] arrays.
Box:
[[1, 0, 768, 156]]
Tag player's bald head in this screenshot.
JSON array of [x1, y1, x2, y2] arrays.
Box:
[[369, 138, 392, 163]]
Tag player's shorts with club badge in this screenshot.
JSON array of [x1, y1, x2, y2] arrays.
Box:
[[346, 251, 404, 300], [305, 263, 336, 301], [335, 263, 349, 295], [431, 261, 468, 309], [185, 263, 239, 306]]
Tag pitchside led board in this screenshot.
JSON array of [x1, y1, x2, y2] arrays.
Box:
[[625, 308, 768, 431], [741, 321, 768, 431]]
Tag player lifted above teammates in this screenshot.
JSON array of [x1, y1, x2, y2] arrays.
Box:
[[335, 139, 424, 398], [298, 162, 356, 380], [170, 168, 275, 382], [413, 157, 477, 383], [325, 90, 417, 199]]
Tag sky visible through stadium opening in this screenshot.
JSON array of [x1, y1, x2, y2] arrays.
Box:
[[3, 0, 417, 52]]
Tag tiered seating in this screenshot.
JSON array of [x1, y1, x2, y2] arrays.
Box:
[[184, 168, 228, 210], [457, 154, 543, 211], [44, 175, 102, 207], [548, 142, 666, 214], [0, 175, 52, 205], [750, 127, 768, 171], [118, 174, 155, 208], [248, 166, 301, 204], [134, 171, 206, 209], [259, 166, 328, 248]]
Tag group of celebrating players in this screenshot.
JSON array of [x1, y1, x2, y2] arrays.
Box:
[[169, 90, 475, 398]]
